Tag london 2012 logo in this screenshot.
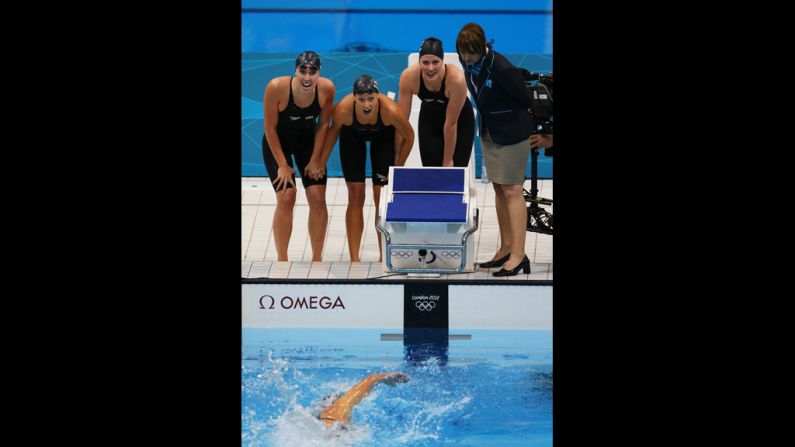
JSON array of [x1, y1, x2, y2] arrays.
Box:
[[412, 294, 439, 312], [258, 294, 345, 310], [415, 301, 436, 311]]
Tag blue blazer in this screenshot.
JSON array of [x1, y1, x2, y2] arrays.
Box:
[[461, 50, 533, 145]]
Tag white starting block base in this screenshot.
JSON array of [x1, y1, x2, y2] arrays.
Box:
[[377, 166, 479, 274]]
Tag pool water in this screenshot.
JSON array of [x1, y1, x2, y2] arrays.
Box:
[[242, 328, 552, 446]]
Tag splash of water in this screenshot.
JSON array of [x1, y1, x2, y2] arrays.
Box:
[[395, 395, 473, 444], [245, 351, 375, 446], [269, 404, 373, 447], [245, 353, 480, 446]]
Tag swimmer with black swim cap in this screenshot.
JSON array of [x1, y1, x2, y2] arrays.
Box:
[[318, 74, 415, 262], [261, 50, 336, 261], [352, 74, 379, 117], [296, 50, 321, 69], [352, 74, 378, 94], [418, 37, 445, 80], [396, 36, 475, 167], [294, 50, 321, 92]]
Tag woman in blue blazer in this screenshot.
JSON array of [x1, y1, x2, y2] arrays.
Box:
[[457, 23, 533, 277]]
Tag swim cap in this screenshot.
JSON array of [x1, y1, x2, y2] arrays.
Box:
[[295, 51, 321, 69], [419, 37, 444, 60], [352, 74, 378, 95]]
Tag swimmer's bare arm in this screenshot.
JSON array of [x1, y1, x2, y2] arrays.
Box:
[[263, 77, 295, 190], [442, 69, 468, 167], [394, 66, 417, 159], [382, 95, 415, 166], [318, 372, 410, 426], [319, 96, 352, 168], [305, 78, 336, 180]]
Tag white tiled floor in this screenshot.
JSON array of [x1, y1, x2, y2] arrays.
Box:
[[242, 177, 553, 280]]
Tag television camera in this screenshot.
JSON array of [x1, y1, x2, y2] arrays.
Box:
[[521, 69, 553, 235]]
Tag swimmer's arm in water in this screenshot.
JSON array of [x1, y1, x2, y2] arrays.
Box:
[[318, 372, 410, 426]]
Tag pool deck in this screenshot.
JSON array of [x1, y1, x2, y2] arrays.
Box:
[[242, 177, 552, 281]]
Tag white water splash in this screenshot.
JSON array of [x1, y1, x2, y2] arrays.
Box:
[[269, 404, 373, 447], [246, 353, 478, 446], [396, 395, 473, 444], [266, 350, 298, 398], [245, 352, 375, 446]]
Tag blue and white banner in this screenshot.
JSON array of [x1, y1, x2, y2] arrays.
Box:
[[242, 283, 551, 330]]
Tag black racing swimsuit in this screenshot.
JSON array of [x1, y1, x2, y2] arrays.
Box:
[[338, 98, 395, 186], [261, 78, 326, 191], [417, 65, 475, 167]]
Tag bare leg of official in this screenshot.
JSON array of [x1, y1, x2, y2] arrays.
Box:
[[499, 183, 528, 270], [492, 183, 514, 259]]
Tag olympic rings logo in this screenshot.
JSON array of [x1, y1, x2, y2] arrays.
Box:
[[440, 251, 460, 258], [415, 301, 436, 311], [391, 250, 413, 258]]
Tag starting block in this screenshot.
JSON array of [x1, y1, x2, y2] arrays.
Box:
[[375, 166, 479, 274]]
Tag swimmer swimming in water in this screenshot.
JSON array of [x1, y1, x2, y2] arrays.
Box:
[[318, 372, 411, 428]]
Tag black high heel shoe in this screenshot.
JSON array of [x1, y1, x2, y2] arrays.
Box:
[[493, 255, 531, 277], [478, 252, 511, 269]]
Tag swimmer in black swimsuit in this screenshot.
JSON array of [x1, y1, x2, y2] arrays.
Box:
[[319, 75, 415, 262], [262, 51, 336, 261], [397, 37, 475, 167], [318, 372, 410, 428]]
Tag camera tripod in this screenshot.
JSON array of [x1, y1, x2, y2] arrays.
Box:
[[525, 146, 553, 235]]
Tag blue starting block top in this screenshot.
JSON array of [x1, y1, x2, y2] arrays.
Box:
[[392, 168, 465, 193], [386, 193, 467, 222]]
